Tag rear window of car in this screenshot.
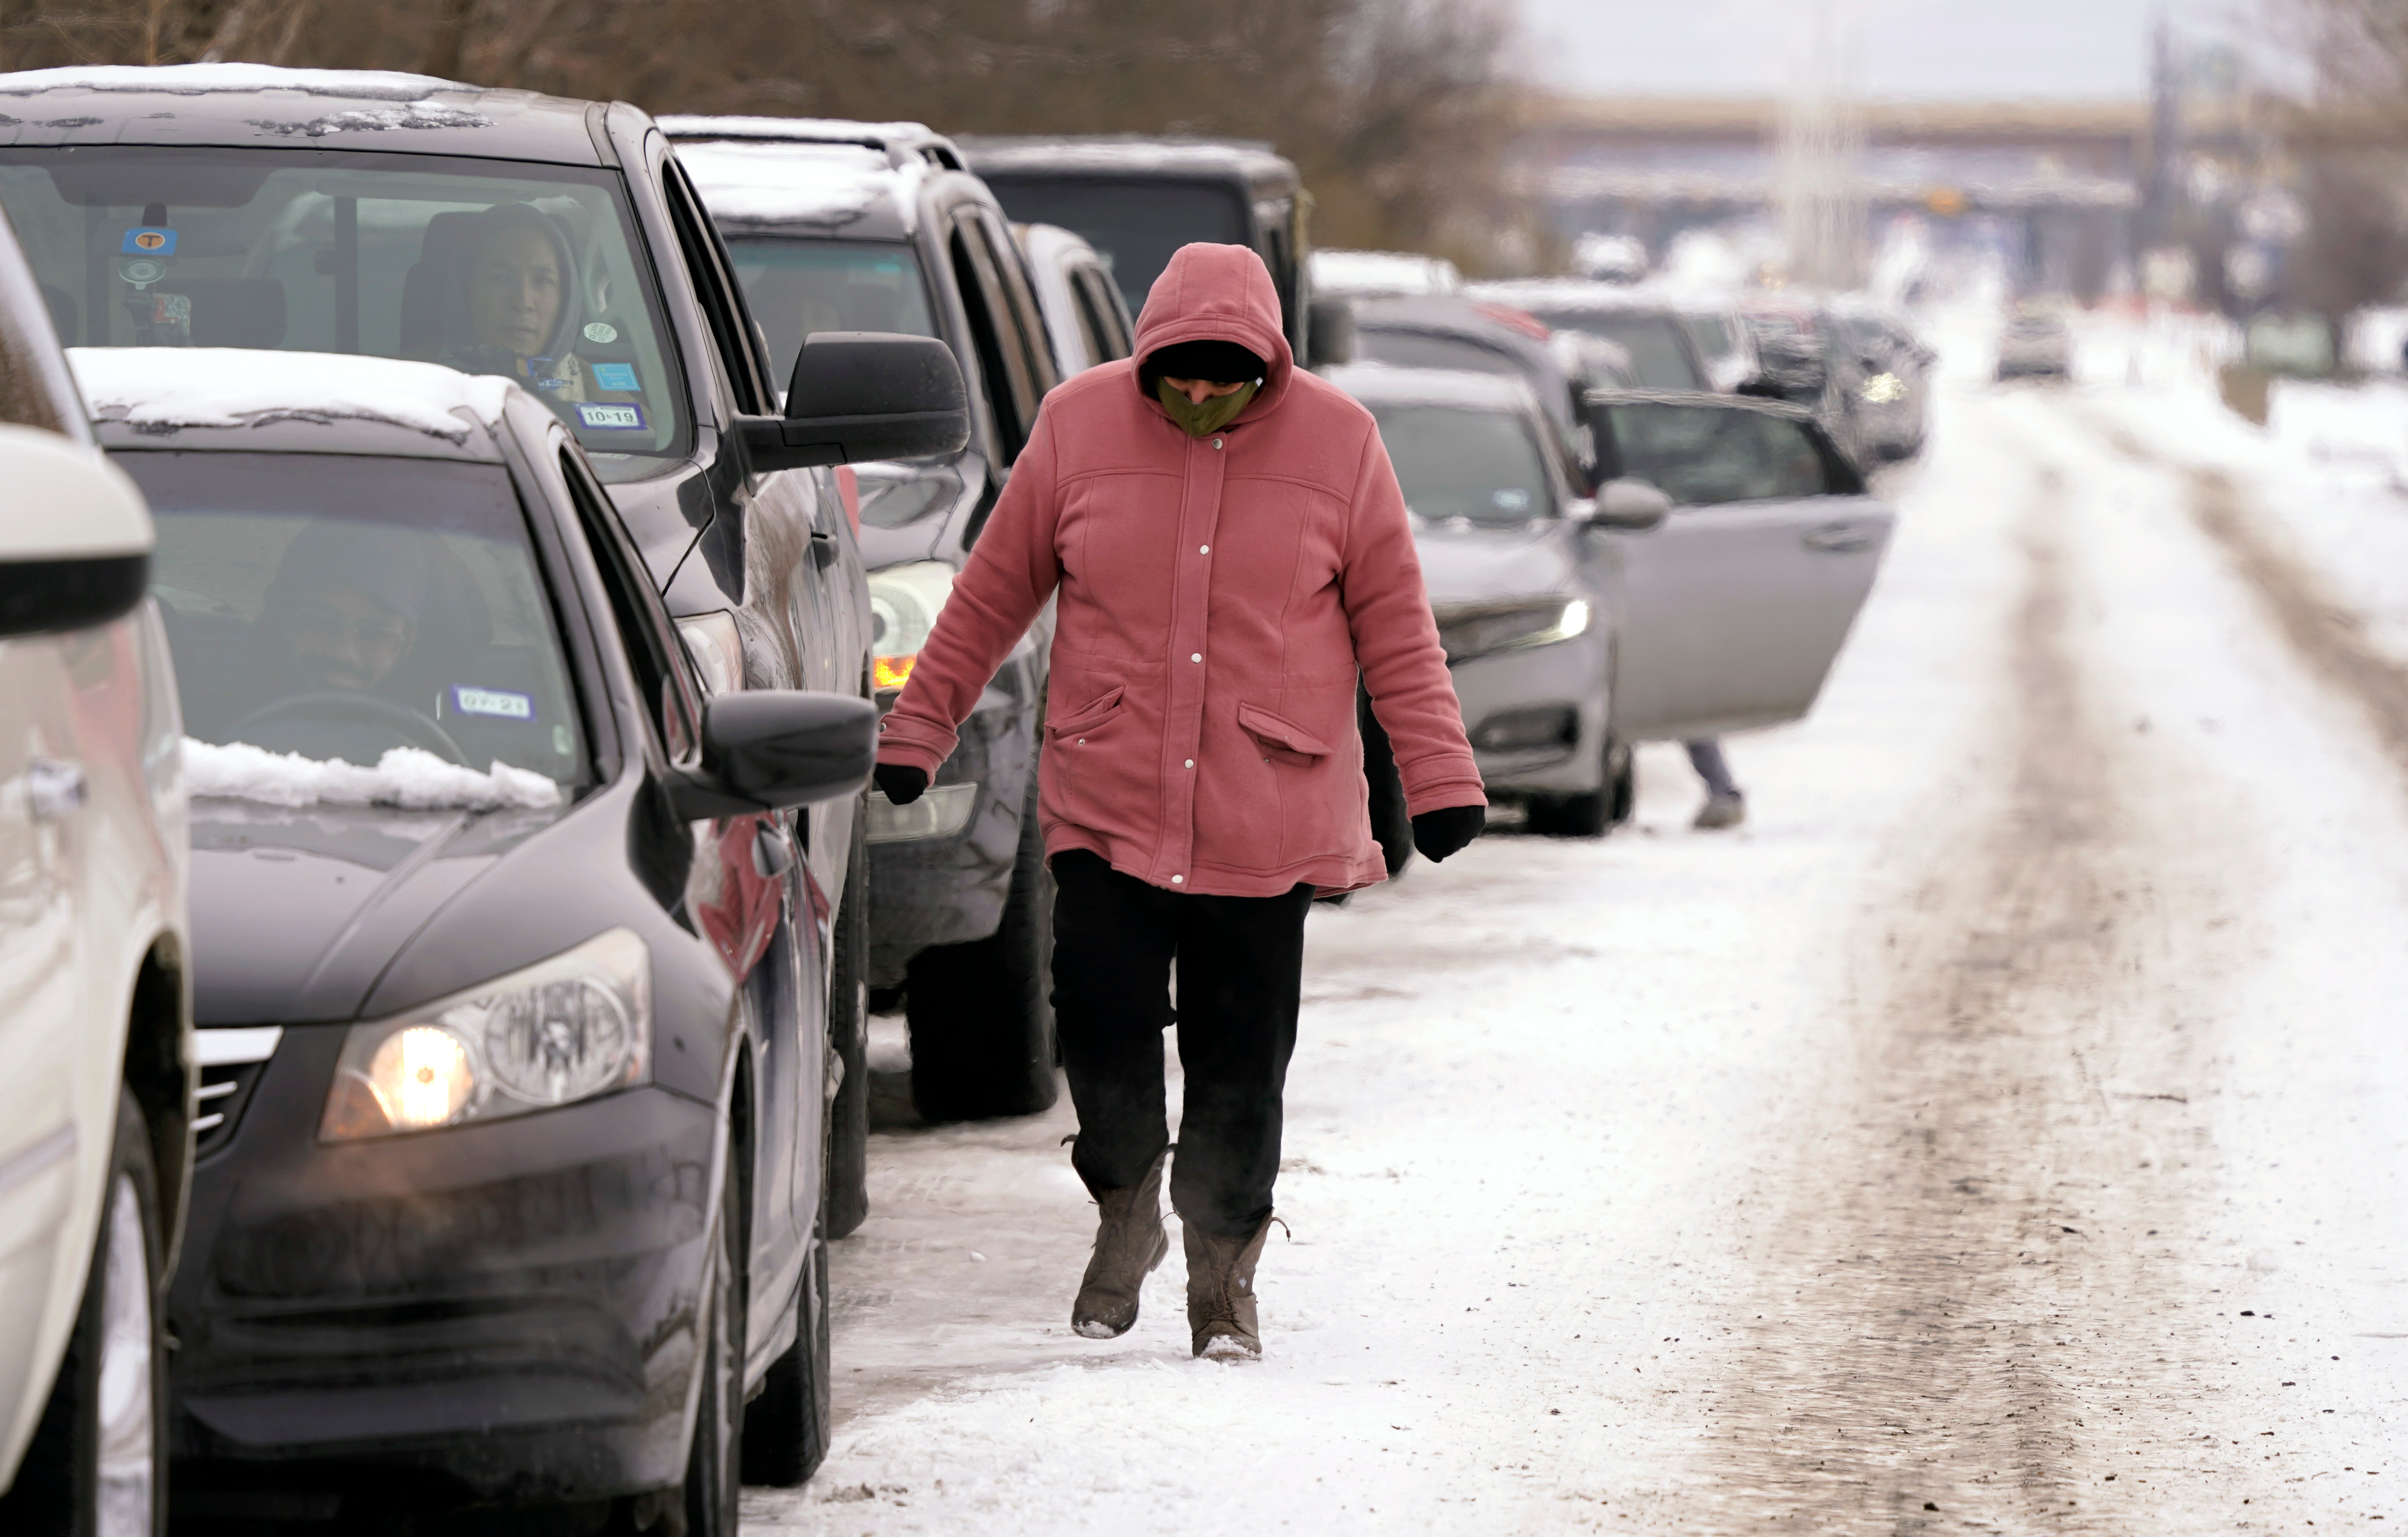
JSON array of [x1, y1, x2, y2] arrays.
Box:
[[0, 147, 687, 457], [978, 175, 1245, 320], [725, 238, 936, 390], [119, 450, 591, 790], [1527, 310, 1702, 390], [1369, 403, 1555, 524], [1355, 328, 1522, 380]]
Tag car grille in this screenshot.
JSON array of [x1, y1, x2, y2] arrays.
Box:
[[194, 1027, 282, 1158]]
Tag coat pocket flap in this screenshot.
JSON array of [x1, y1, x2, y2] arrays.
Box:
[[1237, 703, 1334, 758], [1047, 685, 1127, 737]]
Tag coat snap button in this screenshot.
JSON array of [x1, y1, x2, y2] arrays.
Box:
[[1184, 759, 1194, 768], [1171, 874, 1184, 883], [1190, 652, 1202, 663], [1199, 544, 1209, 554], [1211, 438, 1222, 450], [1076, 738, 1085, 745]]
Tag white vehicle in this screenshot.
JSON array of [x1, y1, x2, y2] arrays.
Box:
[[0, 218, 191, 1532], [1014, 221, 1135, 377], [1308, 248, 1464, 300]]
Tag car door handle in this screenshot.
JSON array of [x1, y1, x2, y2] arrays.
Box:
[[25, 759, 85, 821], [1802, 522, 1876, 555], [810, 528, 838, 569]]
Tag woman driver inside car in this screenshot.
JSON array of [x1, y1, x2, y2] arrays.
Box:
[[433, 204, 609, 404]]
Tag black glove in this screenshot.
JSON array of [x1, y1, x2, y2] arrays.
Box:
[[1411, 804, 1485, 863], [874, 763, 928, 805]]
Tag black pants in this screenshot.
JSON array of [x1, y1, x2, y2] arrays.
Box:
[[1050, 850, 1315, 1239]]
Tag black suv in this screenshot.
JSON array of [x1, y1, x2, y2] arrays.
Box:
[[664, 114, 1076, 1125], [960, 135, 1316, 364]]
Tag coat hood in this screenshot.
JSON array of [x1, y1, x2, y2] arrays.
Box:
[[1131, 243, 1294, 423]]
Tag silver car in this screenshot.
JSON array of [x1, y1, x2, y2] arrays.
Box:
[[1331, 367, 1896, 834]]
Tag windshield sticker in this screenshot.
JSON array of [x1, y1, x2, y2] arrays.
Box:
[[1492, 488, 1531, 512], [577, 401, 647, 431], [120, 227, 177, 255], [452, 686, 535, 721], [590, 362, 639, 392], [584, 321, 618, 344]]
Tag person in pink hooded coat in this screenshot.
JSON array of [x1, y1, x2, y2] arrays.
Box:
[[873, 242, 1484, 1358]]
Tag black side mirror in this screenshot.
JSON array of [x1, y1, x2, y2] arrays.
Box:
[[1305, 296, 1356, 368], [668, 691, 877, 820], [739, 332, 970, 473]]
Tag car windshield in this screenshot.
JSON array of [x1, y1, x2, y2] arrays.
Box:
[[977, 176, 1245, 318], [1685, 313, 1736, 360], [1602, 404, 1828, 506], [725, 239, 935, 390], [1369, 403, 1555, 524], [120, 451, 590, 791], [0, 147, 685, 457], [1524, 310, 1702, 390]]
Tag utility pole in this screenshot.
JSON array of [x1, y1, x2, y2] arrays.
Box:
[[1777, 0, 1864, 290]]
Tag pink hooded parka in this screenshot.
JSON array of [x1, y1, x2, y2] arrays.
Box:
[[874, 242, 1484, 897]]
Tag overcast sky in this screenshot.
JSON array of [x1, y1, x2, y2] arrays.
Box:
[[1512, 0, 2297, 102]]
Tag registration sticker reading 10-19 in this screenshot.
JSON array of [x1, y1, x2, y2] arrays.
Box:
[[577, 402, 646, 431]]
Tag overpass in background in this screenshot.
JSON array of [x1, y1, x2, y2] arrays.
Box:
[[1517, 95, 2152, 297]]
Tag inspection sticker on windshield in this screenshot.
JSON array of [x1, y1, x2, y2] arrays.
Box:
[[576, 402, 646, 431], [584, 322, 618, 344], [590, 362, 639, 392], [120, 227, 177, 255], [452, 686, 534, 721]]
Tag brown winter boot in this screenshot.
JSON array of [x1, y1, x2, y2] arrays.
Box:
[[1184, 1214, 1279, 1359], [1071, 1149, 1169, 1339]]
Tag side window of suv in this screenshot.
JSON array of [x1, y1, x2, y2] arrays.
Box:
[[969, 209, 1059, 401], [659, 155, 774, 419], [560, 447, 701, 762], [949, 216, 1037, 463]]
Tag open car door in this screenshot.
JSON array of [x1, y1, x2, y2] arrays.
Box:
[[1592, 396, 1894, 741]]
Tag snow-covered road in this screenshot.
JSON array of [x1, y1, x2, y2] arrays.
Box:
[[747, 372, 2408, 1535]]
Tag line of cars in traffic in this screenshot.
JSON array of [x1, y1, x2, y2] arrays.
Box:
[[0, 61, 1914, 1532]]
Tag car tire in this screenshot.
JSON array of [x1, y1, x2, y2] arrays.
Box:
[[905, 766, 1059, 1123], [676, 1142, 745, 1537], [0, 1088, 166, 1537], [739, 1229, 832, 1487], [1605, 737, 1636, 827], [824, 809, 870, 1241]]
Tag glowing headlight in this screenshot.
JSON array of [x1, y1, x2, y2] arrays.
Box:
[[869, 561, 956, 695], [319, 929, 650, 1142], [1434, 598, 1591, 665], [1860, 372, 1905, 404]]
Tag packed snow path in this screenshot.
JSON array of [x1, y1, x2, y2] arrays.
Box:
[[747, 379, 2408, 1535]]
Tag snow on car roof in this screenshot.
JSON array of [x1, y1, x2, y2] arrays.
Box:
[[674, 138, 918, 232], [658, 114, 939, 148], [959, 134, 1291, 181], [70, 348, 514, 447], [1322, 362, 1539, 413], [1466, 279, 1684, 314], [1311, 249, 1464, 299], [0, 63, 464, 99]]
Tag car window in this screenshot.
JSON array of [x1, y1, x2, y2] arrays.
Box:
[[1684, 314, 1735, 360], [977, 175, 1247, 319], [659, 158, 772, 417], [0, 239, 76, 435], [1077, 267, 1133, 358], [1601, 404, 1829, 506], [1526, 310, 1701, 390], [1368, 403, 1556, 524], [122, 451, 591, 788], [558, 447, 698, 761], [0, 148, 686, 457], [970, 209, 1057, 400], [725, 239, 936, 388], [1355, 328, 1522, 380], [948, 215, 1034, 462]]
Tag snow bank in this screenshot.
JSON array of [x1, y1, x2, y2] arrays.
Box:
[[186, 739, 560, 812], [675, 140, 906, 230], [0, 64, 463, 99], [71, 349, 513, 444]]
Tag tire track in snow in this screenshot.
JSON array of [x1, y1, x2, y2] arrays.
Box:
[[2089, 420, 2408, 773], [1684, 454, 2213, 1534]]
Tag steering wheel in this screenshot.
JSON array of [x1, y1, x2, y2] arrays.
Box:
[[230, 692, 469, 766]]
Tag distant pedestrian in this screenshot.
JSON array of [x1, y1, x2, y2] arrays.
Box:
[[1687, 738, 1745, 829], [873, 243, 1485, 1358]]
